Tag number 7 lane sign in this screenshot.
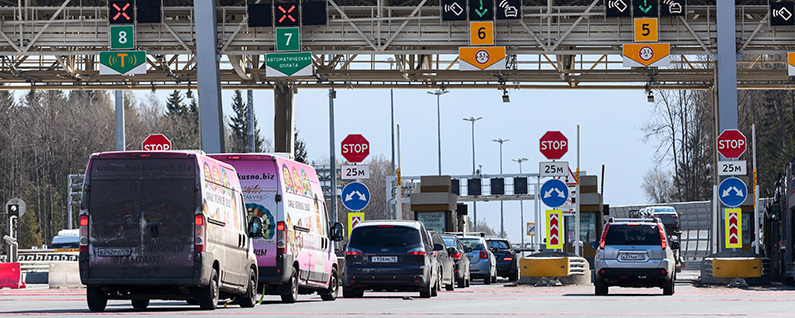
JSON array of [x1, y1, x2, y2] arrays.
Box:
[[276, 27, 300, 52]]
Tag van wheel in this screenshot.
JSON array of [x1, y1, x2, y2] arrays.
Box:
[[238, 269, 258, 308], [320, 269, 339, 301], [342, 287, 363, 298], [186, 299, 198, 305], [663, 279, 675, 295], [131, 299, 149, 309], [198, 268, 219, 310], [280, 269, 299, 303], [595, 285, 608, 295], [86, 286, 107, 312]]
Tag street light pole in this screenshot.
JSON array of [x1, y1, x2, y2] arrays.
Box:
[[493, 138, 509, 238], [464, 116, 482, 232], [512, 157, 529, 249], [428, 89, 448, 175]]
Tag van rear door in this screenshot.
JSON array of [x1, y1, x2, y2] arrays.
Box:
[[87, 157, 197, 280]]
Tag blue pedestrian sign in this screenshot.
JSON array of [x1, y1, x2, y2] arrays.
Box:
[[540, 179, 569, 208], [718, 177, 747, 207], [341, 181, 370, 211]]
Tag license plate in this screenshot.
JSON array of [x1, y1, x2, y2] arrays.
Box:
[[371, 256, 398, 263], [619, 253, 645, 261], [96, 248, 132, 257]]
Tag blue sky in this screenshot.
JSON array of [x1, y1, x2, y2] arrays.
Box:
[[166, 87, 661, 243]]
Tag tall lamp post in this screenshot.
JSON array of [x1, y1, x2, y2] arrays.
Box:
[[464, 116, 482, 231], [428, 89, 449, 175], [492, 137, 509, 238], [512, 157, 529, 248]]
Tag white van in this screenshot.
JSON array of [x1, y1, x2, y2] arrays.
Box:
[[209, 154, 344, 302]]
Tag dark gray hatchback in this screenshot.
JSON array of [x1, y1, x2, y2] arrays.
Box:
[[342, 220, 441, 298]]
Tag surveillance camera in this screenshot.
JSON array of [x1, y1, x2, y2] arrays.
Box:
[[647, 94, 654, 103], [502, 94, 510, 103]]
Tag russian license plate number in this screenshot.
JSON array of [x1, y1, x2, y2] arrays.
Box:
[[620, 253, 645, 261], [371, 256, 398, 263], [96, 248, 132, 257]]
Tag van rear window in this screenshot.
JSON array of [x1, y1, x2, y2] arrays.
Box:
[[349, 226, 421, 247], [604, 224, 661, 246], [90, 158, 195, 178]]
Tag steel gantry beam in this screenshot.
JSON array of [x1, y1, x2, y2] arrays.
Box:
[[0, 2, 792, 90]]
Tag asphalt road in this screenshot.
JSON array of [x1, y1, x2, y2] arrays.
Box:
[[2, 275, 795, 317]]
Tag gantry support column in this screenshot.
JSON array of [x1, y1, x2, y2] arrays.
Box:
[[274, 85, 295, 155], [195, 0, 225, 153]]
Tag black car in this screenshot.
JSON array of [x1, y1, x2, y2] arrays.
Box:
[[440, 234, 470, 288], [428, 231, 456, 291], [342, 220, 442, 298], [486, 238, 520, 281]]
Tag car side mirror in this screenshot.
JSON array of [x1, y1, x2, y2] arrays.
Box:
[[248, 217, 263, 238], [434, 243, 444, 251], [330, 222, 345, 241], [670, 241, 680, 250]]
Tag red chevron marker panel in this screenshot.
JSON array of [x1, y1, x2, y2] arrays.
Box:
[[725, 208, 742, 249], [546, 210, 563, 249]]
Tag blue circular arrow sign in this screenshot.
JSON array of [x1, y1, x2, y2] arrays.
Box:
[[341, 181, 370, 211], [718, 177, 747, 207], [540, 179, 569, 208]]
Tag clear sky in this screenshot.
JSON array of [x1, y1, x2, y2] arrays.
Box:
[[181, 87, 662, 243]]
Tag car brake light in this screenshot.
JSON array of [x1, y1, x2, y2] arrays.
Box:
[[671, 214, 678, 218], [658, 225, 667, 249], [407, 248, 426, 256], [277, 221, 286, 254], [227, 156, 241, 160], [346, 248, 363, 256], [378, 225, 394, 228], [599, 223, 610, 249], [451, 252, 462, 260], [139, 154, 150, 157], [194, 214, 206, 252], [79, 215, 89, 253], [479, 250, 488, 259]]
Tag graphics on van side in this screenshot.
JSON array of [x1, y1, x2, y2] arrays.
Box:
[[281, 163, 314, 198], [247, 203, 276, 240], [200, 161, 240, 232]]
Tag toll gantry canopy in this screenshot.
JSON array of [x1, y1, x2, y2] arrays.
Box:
[[0, 1, 790, 90]]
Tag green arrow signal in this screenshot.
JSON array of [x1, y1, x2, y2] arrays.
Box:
[[639, 0, 652, 13], [475, 0, 488, 17]]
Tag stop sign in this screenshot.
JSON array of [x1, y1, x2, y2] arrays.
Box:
[[716, 129, 746, 159], [341, 134, 369, 163], [142, 134, 172, 151], [540, 131, 568, 160]]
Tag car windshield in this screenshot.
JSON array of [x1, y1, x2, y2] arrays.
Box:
[[605, 224, 662, 246], [349, 226, 421, 247], [488, 240, 510, 249], [655, 208, 676, 213], [441, 236, 456, 247], [460, 238, 486, 250]]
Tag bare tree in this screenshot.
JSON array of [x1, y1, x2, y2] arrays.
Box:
[[641, 168, 675, 203]]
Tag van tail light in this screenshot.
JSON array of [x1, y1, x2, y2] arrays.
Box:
[[277, 221, 286, 255], [658, 225, 667, 250], [599, 223, 610, 249], [407, 248, 426, 256], [194, 214, 206, 252], [79, 215, 89, 253], [451, 252, 462, 260], [479, 250, 488, 259], [346, 248, 363, 256]]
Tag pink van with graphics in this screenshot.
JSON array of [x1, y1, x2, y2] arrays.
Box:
[[209, 154, 344, 302]]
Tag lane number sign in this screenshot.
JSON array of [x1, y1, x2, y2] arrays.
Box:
[[110, 25, 134, 49], [470, 22, 494, 46], [276, 27, 300, 52]]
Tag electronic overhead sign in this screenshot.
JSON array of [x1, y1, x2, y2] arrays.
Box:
[[660, 0, 685, 17], [302, 1, 328, 26], [771, 2, 795, 26], [108, 0, 134, 24], [275, 3, 300, 26], [605, 0, 631, 18], [496, 0, 521, 19], [248, 3, 273, 27], [633, 0, 658, 17], [469, 0, 494, 21], [136, 0, 162, 23], [442, 0, 467, 21]]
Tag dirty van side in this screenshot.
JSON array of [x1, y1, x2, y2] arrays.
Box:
[[210, 154, 345, 303], [79, 151, 259, 312]]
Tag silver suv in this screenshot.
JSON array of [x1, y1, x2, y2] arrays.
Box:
[[594, 218, 679, 295]]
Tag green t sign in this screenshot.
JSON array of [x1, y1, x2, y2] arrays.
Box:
[[110, 25, 134, 50], [99, 50, 147, 75], [276, 27, 300, 52]]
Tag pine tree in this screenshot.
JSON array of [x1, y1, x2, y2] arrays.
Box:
[[294, 130, 308, 161], [18, 208, 43, 249], [165, 90, 187, 117], [228, 90, 265, 152]]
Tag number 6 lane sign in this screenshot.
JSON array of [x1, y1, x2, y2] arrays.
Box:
[[470, 21, 493, 45]]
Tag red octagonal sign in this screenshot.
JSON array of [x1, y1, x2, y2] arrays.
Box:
[[716, 129, 746, 159], [341, 134, 369, 163], [540, 131, 568, 160], [142, 134, 172, 151]]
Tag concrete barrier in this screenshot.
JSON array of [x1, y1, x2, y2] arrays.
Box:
[[712, 258, 763, 278], [48, 262, 83, 289], [519, 252, 591, 285], [699, 251, 770, 285], [521, 257, 569, 277], [0, 262, 26, 289]]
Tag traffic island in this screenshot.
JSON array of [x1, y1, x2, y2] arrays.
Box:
[[518, 252, 590, 286], [699, 251, 770, 286]]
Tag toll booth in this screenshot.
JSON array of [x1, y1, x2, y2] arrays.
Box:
[[410, 176, 459, 233], [562, 175, 604, 263]]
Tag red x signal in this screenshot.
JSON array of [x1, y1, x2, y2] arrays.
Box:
[[112, 3, 131, 21], [109, 0, 133, 24], [277, 5, 297, 23]]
